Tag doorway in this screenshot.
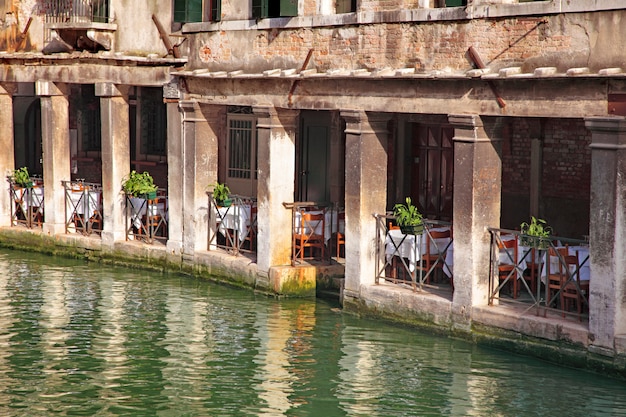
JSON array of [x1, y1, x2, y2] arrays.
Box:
[[410, 124, 454, 220], [297, 111, 330, 203]]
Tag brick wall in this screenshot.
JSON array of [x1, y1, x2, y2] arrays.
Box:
[[194, 11, 615, 74], [501, 118, 591, 201]]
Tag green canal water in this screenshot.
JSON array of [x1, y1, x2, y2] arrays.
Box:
[[0, 248, 625, 416]]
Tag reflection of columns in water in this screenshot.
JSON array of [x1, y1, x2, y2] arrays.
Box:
[[254, 302, 316, 416], [40, 269, 70, 391], [0, 264, 16, 409], [160, 287, 210, 408], [94, 279, 129, 392], [337, 336, 381, 416]]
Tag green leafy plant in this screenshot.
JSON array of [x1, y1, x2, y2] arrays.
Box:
[[11, 167, 32, 188], [520, 216, 552, 248], [393, 197, 424, 234], [210, 182, 231, 206], [122, 170, 158, 197]]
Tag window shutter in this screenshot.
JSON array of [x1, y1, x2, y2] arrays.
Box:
[[174, 0, 203, 23], [280, 0, 297, 16], [252, 0, 266, 19], [336, 0, 356, 14]]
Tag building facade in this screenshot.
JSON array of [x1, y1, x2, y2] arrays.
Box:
[[0, 0, 625, 371]]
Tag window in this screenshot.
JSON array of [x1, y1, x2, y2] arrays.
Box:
[[252, 0, 297, 19], [226, 107, 258, 196], [140, 88, 167, 157], [174, 0, 221, 23], [336, 0, 356, 14]]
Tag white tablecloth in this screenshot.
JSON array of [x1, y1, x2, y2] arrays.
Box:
[[216, 204, 253, 242], [129, 197, 167, 229], [14, 186, 44, 211], [540, 245, 590, 284], [67, 189, 101, 221], [385, 227, 452, 273]]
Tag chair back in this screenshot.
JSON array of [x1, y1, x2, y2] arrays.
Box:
[[300, 212, 325, 237]]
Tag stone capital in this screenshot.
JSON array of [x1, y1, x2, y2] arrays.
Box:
[[95, 83, 128, 98], [36, 81, 69, 97]]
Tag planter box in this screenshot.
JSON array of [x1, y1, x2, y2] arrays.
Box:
[[400, 224, 424, 235]]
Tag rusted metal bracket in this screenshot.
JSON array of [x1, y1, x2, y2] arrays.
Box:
[[288, 49, 314, 107], [467, 46, 506, 109], [13, 17, 32, 52], [152, 14, 181, 58]]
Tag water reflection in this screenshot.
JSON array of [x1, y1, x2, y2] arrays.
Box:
[[0, 249, 624, 417]]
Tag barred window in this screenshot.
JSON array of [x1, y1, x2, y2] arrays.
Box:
[[226, 112, 258, 196]]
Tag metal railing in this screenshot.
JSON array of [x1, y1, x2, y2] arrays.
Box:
[[7, 177, 45, 229], [63, 180, 103, 236], [42, 0, 111, 24], [487, 227, 590, 321], [283, 201, 343, 266], [125, 190, 168, 244], [208, 193, 257, 256], [374, 213, 453, 292]]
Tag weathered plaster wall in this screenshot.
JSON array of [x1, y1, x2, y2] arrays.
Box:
[[111, 0, 168, 55], [187, 10, 626, 76]]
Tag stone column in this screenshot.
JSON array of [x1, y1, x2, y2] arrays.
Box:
[[181, 101, 219, 257], [164, 81, 183, 259], [253, 106, 299, 274], [37, 81, 71, 236], [340, 110, 390, 299], [585, 117, 626, 357], [0, 83, 16, 227], [449, 114, 502, 331], [96, 82, 130, 246]]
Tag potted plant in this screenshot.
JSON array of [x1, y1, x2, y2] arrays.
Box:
[[520, 216, 552, 248], [122, 170, 158, 199], [393, 197, 424, 235], [10, 167, 33, 188], [211, 182, 231, 207]]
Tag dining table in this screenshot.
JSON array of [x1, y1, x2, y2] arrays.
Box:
[[67, 188, 101, 223], [128, 196, 167, 230], [540, 245, 590, 284], [215, 203, 254, 242], [385, 227, 452, 273]]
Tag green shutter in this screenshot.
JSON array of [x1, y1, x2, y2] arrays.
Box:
[[174, 0, 203, 23], [445, 0, 466, 6], [187, 0, 203, 22], [252, 0, 266, 19], [336, 0, 355, 13], [280, 0, 297, 16]]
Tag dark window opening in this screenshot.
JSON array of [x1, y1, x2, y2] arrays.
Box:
[[252, 0, 297, 19]]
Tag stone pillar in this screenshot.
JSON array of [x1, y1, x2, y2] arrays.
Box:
[[164, 81, 183, 258], [181, 101, 219, 257], [37, 81, 71, 236], [585, 117, 626, 356], [449, 114, 502, 330], [340, 110, 390, 299], [0, 83, 16, 227], [253, 106, 299, 274], [96, 82, 130, 246]]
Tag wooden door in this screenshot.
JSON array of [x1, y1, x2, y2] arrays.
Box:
[[298, 112, 330, 203], [411, 125, 454, 220]]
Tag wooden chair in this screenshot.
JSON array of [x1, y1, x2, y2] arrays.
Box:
[[242, 205, 258, 251], [421, 229, 451, 284], [560, 251, 588, 320], [141, 195, 167, 239], [294, 211, 325, 260], [335, 211, 345, 259], [546, 246, 570, 309], [387, 222, 406, 283], [498, 235, 519, 298]]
